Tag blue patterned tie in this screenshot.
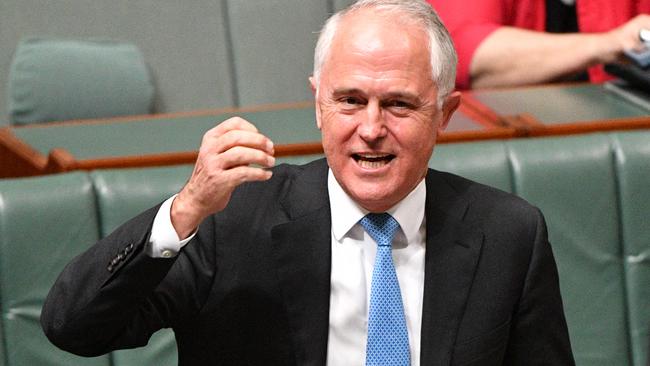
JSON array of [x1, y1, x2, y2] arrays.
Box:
[[360, 213, 410, 366]]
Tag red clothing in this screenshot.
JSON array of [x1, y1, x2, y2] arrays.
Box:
[[427, 0, 650, 89]]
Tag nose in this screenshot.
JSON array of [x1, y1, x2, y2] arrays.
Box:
[[357, 101, 387, 142]]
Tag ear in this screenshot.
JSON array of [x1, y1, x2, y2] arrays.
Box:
[[438, 91, 461, 132], [309, 76, 317, 96], [309, 76, 322, 130]]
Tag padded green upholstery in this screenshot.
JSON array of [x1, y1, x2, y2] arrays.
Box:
[[90, 165, 192, 365], [507, 134, 629, 366], [0, 173, 108, 365], [226, 0, 328, 105], [429, 140, 513, 192], [91, 165, 193, 237], [8, 38, 154, 125], [613, 133, 650, 366]]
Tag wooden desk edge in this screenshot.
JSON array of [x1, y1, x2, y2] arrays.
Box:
[[0, 127, 48, 177], [66, 142, 326, 171], [502, 114, 650, 137], [458, 93, 504, 128]]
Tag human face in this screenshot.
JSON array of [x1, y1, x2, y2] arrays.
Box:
[[311, 10, 460, 212]]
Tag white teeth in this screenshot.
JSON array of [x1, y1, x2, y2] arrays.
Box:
[[353, 153, 393, 169], [358, 159, 388, 169], [358, 153, 389, 159]]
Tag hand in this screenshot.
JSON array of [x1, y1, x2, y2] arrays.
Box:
[[171, 117, 275, 239], [599, 14, 650, 63]]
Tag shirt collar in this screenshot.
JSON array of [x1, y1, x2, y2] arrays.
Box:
[[328, 169, 426, 244]]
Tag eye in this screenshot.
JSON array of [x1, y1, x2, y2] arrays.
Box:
[[337, 96, 366, 111], [341, 96, 361, 105], [386, 100, 412, 109]]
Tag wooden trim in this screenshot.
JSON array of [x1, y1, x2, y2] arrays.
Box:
[[465, 80, 592, 93], [74, 152, 197, 171], [70, 142, 326, 171], [44, 148, 78, 173], [498, 113, 545, 136], [525, 116, 650, 137], [458, 93, 504, 128], [438, 128, 519, 143], [0, 127, 48, 177], [275, 142, 323, 156]]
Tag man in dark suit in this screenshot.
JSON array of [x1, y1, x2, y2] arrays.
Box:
[[41, 0, 575, 365]]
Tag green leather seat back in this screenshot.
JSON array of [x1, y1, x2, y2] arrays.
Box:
[[90, 165, 193, 236], [613, 131, 650, 366], [90, 165, 192, 366], [226, 0, 328, 105], [507, 134, 630, 366], [8, 38, 154, 125], [0, 173, 109, 366], [430, 140, 513, 193]]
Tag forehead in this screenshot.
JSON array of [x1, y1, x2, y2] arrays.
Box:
[[323, 9, 432, 81]]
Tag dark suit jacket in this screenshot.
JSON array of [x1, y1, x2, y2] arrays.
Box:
[[41, 159, 574, 365]]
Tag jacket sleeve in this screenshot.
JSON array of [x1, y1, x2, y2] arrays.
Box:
[[503, 208, 575, 365], [40, 204, 216, 357]]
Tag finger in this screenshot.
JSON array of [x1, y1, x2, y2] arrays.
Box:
[[213, 129, 275, 155], [640, 28, 650, 43], [212, 117, 259, 136], [223, 165, 273, 186], [200, 117, 260, 149], [216, 146, 276, 170]]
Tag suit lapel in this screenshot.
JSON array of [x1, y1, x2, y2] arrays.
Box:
[[271, 163, 484, 366], [271, 160, 331, 366], [420, 170, 484, 365]]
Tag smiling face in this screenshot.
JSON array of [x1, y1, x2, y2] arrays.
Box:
[[311, 9, 459, 212]]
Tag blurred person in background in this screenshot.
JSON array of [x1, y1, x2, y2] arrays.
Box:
[[427, 0, 650, 89]]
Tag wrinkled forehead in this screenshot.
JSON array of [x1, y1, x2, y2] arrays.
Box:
[[322, 9, 432, 79], [336, 9, 428, 50]]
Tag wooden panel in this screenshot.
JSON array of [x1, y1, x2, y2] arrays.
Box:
[[0, 128, 47, 178]]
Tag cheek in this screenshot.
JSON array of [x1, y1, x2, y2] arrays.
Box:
[[320, 110, 357, 142], [391, 121, 436, 149]]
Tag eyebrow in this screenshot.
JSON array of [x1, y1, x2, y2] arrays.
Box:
[[331, 88, 420, 102], [331, 88, 363, 97]]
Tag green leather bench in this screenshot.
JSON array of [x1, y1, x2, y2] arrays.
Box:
[[0, 131, 647, 365]]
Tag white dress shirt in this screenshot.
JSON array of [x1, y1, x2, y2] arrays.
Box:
[[148, 170, 427, 365], [326, 170, 426, 366]]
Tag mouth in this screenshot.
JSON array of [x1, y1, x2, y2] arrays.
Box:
[[352, 153, 395, 169]]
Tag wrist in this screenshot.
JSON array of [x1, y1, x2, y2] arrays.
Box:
[[170, 192, 204, 240], [591, 32, 623, 65]]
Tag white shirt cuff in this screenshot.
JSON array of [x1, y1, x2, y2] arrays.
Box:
[[147, 194, 196, 258]]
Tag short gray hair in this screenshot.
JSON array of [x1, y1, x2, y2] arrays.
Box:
[[313, 0, 457, 104]]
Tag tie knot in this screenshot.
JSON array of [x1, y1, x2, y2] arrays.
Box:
[[360, 213, 399, 247]]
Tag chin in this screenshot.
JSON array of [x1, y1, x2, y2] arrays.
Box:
[[347, 183, 399, 212]]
